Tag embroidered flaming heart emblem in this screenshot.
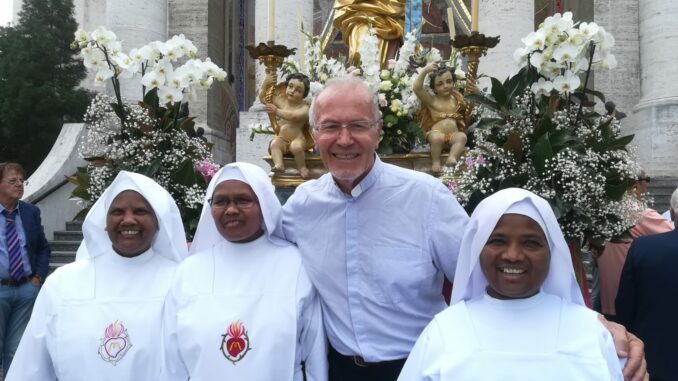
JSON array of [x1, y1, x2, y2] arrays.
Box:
[[98, 320, 132, 365], [220, 320, 252, 364]]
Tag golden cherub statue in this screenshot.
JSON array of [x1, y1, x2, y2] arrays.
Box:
[[260, 70, 314, 179], [414, 63, 469, 174]]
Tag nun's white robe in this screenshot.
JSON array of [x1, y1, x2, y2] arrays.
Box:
[[162, 237, 325, 381], [398, 291, 622, 381], [161, 162, 327, 381], [398, 188, 624, 381], [7, 249, 177, 380]]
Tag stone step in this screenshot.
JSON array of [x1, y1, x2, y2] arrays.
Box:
[[50, 251, 77, 264], [53, 230, 83, 241], [49, 240, 81, 252], [66, 221, 84, 232]]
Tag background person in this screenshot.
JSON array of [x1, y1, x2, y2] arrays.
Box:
[[6, 171, 188, 380], [162, 162, 326, 381], [616, 187, 678, 381], [0, 162, 50, 375], [597, 170, 673, 319], [398, 188, 623, 380]]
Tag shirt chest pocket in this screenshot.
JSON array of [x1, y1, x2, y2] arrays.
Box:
[[366, 246, 436, 308]]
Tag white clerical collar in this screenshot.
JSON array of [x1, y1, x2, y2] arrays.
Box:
[[337, 155, 382, 198]]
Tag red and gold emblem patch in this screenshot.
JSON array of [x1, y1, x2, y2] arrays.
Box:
[[220, 320, 252, 364], [98, 320, 132, 365]]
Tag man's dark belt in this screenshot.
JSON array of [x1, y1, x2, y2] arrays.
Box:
[[330, 346, 405, 367], [350, 355, 400, 367], [0, 276, 30, 286]]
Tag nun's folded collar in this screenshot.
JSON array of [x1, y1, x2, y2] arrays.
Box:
[[190, 162, 290, 255]]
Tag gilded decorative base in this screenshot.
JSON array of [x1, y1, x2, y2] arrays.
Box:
[[263, 153, 460, 187]]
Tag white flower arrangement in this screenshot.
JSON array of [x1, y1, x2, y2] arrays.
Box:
[[448, 13, 641, 244], [513, 12, 617, 98], [74, 27, 226, 105], [70, 27, 225, 238]]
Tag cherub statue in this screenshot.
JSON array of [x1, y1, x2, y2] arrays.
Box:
[[414, 63, 468, 174], [260, 70, 314, 178]]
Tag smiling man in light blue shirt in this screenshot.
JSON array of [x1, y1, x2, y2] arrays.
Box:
[[280, 76, 469, 381]]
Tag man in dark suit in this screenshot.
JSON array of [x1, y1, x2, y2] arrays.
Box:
[[0, 162, 50, 374], [617, 186, 678, 381]]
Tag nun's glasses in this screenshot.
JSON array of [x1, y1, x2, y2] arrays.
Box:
[[208, 196, 258, 209]]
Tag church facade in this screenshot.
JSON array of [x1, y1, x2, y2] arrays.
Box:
[[12, 0, 678, 179]]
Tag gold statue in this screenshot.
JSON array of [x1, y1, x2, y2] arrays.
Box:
[[333, 0, 406, 67], [261, 70, 314, 179], [414, 63, 469, 174]]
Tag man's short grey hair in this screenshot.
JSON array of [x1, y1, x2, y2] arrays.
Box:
[[308, 76, 381, 128], [671, 186, 678, 211]]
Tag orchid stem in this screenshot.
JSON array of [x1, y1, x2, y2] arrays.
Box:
[[575, 41, 595, 125]]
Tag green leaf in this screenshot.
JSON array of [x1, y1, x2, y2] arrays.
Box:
[[532, 133, 554, 175], [70, 186, 90, 200], [606, 134, 635, 151], [503, 131, 524, 161], [110, 102, 125, 121], [178, 117, 196, 134], [534, 114, 554, 137], [605, 180, 632, 200], [140, 158, 163, 177], [504, 67, 531, 104], [549, 129, 584, 153], [570, 91, 596, 108], [474, 118, 505, 130], [499, 172, 529, 189], [143, 88, 159, 110], [172, 160, 199, 186], [465, 93, 499, 111], [383, 114, 398, 127], [490, 77, 508, 109], [548, 197, 564, 219], [582, 87, 606, 104], [75, 169, 90, 187]]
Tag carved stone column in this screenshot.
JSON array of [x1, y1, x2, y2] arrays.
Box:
[[477, 0, 533, 83], [626, 0, 678, 177], [107, 0, 167, 100], [593, 0, 640, 116]]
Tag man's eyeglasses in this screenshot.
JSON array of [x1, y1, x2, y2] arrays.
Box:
[[638, 177, 651, 183], [2, 179, 28, 187], [314, 120, 378, 136], [208, 197, 258, 209]]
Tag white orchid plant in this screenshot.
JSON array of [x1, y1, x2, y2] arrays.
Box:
[[446, 13, 640, 247], [513, 12, 617, 99], [70, 27, 225, 238]]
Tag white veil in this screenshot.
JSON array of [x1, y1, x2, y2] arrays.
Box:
[[75, 171, 188, 263], [451, 187, 584, 306], [189, 162, 290, 254]]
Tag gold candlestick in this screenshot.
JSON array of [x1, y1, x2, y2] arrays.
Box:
[[246, 41, 296, 133], [452, 32, 500, 95]]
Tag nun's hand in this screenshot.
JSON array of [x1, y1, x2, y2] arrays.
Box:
[[598, 315, 648, 381]]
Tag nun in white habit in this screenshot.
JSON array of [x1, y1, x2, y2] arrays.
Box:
[[161, 162, 327, 381], [398, 188, 623, 381], [6, 171, 188, 380]]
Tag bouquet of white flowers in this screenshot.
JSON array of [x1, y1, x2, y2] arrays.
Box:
[[448, 12, 639, 244], [70, 27, 226, 238]]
